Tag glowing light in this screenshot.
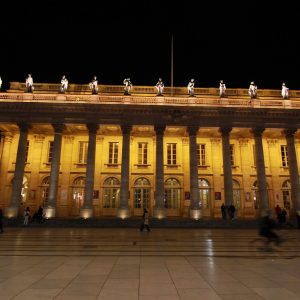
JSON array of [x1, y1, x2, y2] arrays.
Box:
[[190, 209, 202, 220], [80, 208, 93, 219]]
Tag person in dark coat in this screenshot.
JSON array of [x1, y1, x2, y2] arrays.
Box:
[[221, 203, 226, 219], [228, 204, 236, 220], [140, 208, 150, 232]]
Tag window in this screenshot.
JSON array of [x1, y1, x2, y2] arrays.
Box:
[[25, 140, 30, 162], [41, 176, 50, 206], [134, 177, 150, 209], [232, 179, 241, 209], [48, 141, 54, 163], [78, 141, 88, 164], [167, 143, 177, 165], [138, 142, 148, 165], [108, 142, 119, 164], [197, 144, 206, 166], [165, 178, 181, 209], [281, 145, 288, 167], [198, 178, 211, 209], [230, 144, 235, 166], [103, 177, 120, 208]]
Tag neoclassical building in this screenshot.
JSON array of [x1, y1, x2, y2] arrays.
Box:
[[1, 82, 300, 219]]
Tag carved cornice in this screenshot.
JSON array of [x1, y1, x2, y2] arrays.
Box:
[[239, 138, 249, 146], [63, 136, 74, 143], [210, 138, 221, 144], [33, 134, 45, 143], [266, 139, 278, 146]]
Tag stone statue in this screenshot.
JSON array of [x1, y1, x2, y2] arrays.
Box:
[[25, 74, 34, 93], [60, 75, 68, 93], [0, 76, 2, 89], [123, 78, 132, 95], [187, 79, 195, 97], [155, 78, 164, 96], [219, 80, 226, 98], [248, 81, 257, 99], [89, 76, 98, 94], [281, 82, 289, 99]]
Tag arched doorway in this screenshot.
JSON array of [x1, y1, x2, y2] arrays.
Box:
[[282, 180, 291, 210], [102, 177, 120, 216], [232, 179, 241, 211], [251, 180, 271, 210], [133, 177, 151, 216], [40, 176, 50, 207], [198, 178, 211, 216], [71, 176, 85, 216], [165, 178, 181, 216]]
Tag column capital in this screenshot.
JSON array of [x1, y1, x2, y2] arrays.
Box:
[[154, 125, 166, 135], [51, 123, 64, 133], [251, 127, 265, 137], [283, 128, 297, 138], [86, 123, 99, 134], [187, 125, 199, 136], [120, 124, 132, 135], [219, 127, 232, 136], [17, 122, 29, 132]]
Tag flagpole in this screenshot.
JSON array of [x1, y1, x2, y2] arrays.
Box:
[[171, 34, 174, 96]]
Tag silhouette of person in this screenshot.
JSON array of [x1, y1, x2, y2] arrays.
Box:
[[140, 208, 150, 232]]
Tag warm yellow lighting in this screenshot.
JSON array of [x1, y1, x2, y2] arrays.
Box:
[[190, 209, 202, 220], [117, 208, 131, 219], [80, 208, 93, 219], [4, 206, 18, 218], [44, 207, 56, 219]]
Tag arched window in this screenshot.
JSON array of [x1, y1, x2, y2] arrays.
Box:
[[72, 176, 85, 212], [103, 177, 120, 208], [41, 176, 50, 206], [165, 178, 181, 209], [282, 180, 291, 210], [198, 178, 211, 209], [232, 179, 241, 209], [134, 177, 151, 209]]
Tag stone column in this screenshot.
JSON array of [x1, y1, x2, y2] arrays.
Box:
[[44, 123, 63, 219], [117, 125, 132, 218], [5, 123, 29, 218], [80, 123, 98, 219], [252, 127, 269, 214], [188, 126, 201, 219], [220, 127, 233, 207], [284, 129, 300, 213], [153, 125, 166, 218]]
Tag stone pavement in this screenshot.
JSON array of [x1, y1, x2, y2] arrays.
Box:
[[0, 227, 300, 299]]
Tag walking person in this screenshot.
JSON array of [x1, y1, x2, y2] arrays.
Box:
[[140, 208, 150, 232], [221, 203, 227, 219], [0, 208, 4, 233], [23, 207, 30, 225]]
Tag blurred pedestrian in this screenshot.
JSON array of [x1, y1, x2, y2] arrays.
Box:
[[0, 208, 4, 233], [140, 208, 150, 232], [221, 203, 226, 219], [23, 207, 30, 225]]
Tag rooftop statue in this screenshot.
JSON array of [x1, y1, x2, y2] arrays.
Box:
[[249, 81, 257, 99], [219, 80, 226, 98], [25, 74, 34, 93], [60, 75, 68, 93], [123, 78, 132, 95], [281, 82, 289, 99], [89, 76, 98, 94], [155, 78, 164, 96], [187, 79, 195, 97]]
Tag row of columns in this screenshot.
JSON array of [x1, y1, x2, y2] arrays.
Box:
[[4, 123, 300, 219]]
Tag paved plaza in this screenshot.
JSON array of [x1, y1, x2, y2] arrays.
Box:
[[0, 227, 300, 299]]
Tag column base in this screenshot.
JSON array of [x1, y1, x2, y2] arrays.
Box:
[[4, 206, 19, 218], [153, 207, 167, 219], [190, 208, 202, 220], [117, 207, 131, 219], [43, 206, 56, 219], [80, 207, 94, 219]]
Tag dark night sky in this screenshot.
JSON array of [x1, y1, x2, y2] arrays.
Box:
[[0, 1, 299, 91]]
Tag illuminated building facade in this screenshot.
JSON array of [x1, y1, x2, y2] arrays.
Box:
[[1, 82, 300, 219]]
